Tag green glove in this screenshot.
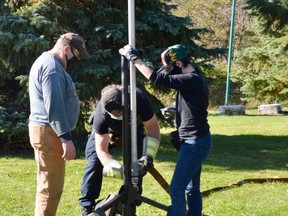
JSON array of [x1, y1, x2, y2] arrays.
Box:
[[103, 159, 123, 179], [143, 136, 160, 159]]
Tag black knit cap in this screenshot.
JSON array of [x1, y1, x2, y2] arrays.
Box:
[[101, 87, 122, 113]]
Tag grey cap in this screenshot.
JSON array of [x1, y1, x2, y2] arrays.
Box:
[[60, 32, 91, 60]]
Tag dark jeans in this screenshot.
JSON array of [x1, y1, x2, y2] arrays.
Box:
[[78, 130, 144, 208], [169, 133, 212, 216]]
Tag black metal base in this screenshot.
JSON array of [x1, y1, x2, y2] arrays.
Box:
[[91, 185, 169, 216]]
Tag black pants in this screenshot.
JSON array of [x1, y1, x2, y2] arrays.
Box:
[[78, 130, 145, 209]]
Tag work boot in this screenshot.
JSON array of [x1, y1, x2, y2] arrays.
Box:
[[81, 206, 94, 216]]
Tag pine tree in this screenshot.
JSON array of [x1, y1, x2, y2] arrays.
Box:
[[0, 0, 223, 143], [234, 0, 288, 106]]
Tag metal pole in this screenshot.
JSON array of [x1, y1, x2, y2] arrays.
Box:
[[225, 0, 237, 105], [121, 54, 130, 194], [128, 0, 138, 187]]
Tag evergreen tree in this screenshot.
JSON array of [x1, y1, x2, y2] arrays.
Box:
[[234, 0, 288, 106], [244, 0, 288, 35], [0, 0, 222, 145]]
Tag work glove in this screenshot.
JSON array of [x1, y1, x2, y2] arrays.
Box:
[[119, 45, 138, 62], [143, 136, 160, 159], [103, 159, 123, 179], [137, 155, 154, 176]]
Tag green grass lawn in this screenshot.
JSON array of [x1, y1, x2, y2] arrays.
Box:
[[0, 112, 287, 216]]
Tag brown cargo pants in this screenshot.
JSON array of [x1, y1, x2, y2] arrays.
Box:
[[29, 125, 65, 216]]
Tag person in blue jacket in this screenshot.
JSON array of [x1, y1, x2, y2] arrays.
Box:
[[119, 44, 212, 216]]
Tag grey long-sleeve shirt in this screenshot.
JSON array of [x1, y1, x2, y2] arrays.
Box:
[[28, 52, 80, 139]]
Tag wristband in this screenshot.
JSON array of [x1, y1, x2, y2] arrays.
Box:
[[60, 132, 72, 142], [143, 136, 160, 159]]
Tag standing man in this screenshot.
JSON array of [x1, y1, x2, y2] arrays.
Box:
[[78, 84, 160, 216], [29, 32, 90, 216], [119, 44, 212, 216]]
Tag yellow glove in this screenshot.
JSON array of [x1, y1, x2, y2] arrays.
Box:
[[143, 136, 160, 159], [103, 159, 123, 179]]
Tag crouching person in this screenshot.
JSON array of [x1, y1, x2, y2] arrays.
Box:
[[78, 84, 160, 216]]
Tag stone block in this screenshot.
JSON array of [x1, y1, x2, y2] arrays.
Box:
[[258, 104, 281, 115], [219, 105, 245, 115]]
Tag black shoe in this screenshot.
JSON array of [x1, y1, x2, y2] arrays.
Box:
[[81, 206, 94, 216]]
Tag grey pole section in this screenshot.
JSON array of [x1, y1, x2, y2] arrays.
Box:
[[128, 0, 139, 187], [225, 0, 237, 105]]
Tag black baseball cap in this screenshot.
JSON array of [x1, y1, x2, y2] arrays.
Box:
[[101, 87, 122, 113]]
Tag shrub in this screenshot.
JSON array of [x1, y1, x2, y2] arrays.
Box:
[[0, 106, 29, 148]]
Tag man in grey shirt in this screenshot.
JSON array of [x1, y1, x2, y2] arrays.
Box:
[[29, 32, 90, 216]]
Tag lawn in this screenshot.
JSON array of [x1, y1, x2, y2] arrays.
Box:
[[0, 111, 287, 216]]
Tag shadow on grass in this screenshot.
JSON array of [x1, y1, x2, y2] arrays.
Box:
[[0, 147, 34, 159], [158, 133, 288, 171], [1, 133, 287, 172]]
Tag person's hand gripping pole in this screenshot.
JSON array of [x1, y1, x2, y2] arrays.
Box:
[[119, 45, 139, 63]]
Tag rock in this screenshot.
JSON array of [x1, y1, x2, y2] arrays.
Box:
[[258, 104, 281, 115], [219, 105, 245, 115]]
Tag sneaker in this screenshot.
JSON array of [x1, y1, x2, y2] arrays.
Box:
[[81, 206, 93, 216]]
